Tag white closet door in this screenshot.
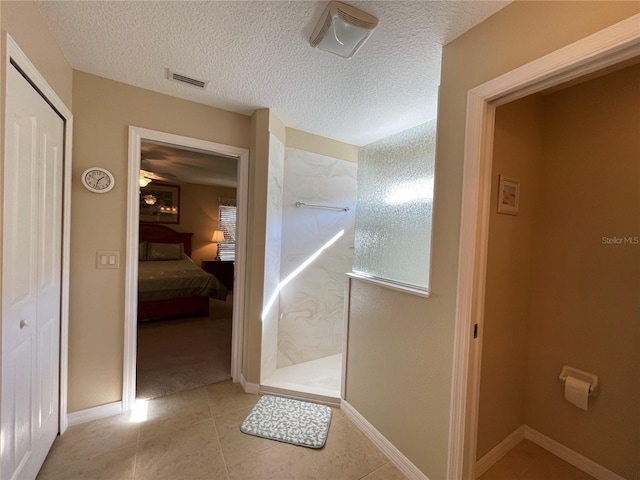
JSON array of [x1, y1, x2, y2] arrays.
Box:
[[1, 63, 64, 480]]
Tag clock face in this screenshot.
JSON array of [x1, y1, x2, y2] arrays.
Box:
[[82, 168, 114, 193]]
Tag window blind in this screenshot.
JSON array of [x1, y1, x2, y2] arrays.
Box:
[[218, 198, 236, 261]]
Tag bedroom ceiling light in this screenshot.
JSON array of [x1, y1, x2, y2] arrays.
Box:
[[309, 1, 378, 59], [142, 194, 157, 205], [139, 171, 152, 187]]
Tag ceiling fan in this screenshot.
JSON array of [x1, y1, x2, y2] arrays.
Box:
[[138, 169, 179, 206], [139, 167, 180, 186]]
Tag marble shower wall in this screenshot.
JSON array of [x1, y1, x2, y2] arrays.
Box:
[[261, 133, 285, 381], [277, 148, 357, 367]]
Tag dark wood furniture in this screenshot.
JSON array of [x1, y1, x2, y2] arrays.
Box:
[[201, 260, 234, 291], [138, 224, 209, 320]]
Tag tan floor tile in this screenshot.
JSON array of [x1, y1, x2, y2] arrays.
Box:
[[478, 440, 596, 480], [226, 441, 315, 480], [135, 419, 225, 480], [360, 462, 408, 480], [205, 380, 260, 416], [215, 406, 279, 466], [138, 387, 213, 441], [303, 416, 388, 479], [37, 445, 136, 480], [40, 413, 139, 469], [332, 405, 345, 420], [144, 386, 211, 421], [478, 440, 539, 480], [37, 382, 401, 480], [520, 453, 596, 480], [195, 469, 230, 480]]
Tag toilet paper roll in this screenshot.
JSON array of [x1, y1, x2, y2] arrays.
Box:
[[565, 375, 590, 410]]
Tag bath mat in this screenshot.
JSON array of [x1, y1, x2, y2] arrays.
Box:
[[240, 395, 332, 448]]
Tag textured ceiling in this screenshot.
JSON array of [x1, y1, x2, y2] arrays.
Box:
[[36, 0, 509, 146], [141, 141, 238, 187]]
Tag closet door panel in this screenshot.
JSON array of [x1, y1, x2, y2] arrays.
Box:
[[2, 63, 64, 480]]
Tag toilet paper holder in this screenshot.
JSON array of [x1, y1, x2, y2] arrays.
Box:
[[559, 365, 599, 396]]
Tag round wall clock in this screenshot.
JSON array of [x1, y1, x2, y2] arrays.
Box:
[[81, 167, 115, 193]]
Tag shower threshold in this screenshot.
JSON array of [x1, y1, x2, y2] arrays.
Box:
[[261, 354, 342, 406]]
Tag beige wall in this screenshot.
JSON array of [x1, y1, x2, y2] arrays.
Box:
[[1, 1, 73, 108], [525, 64, 639, 479], [70, 71, 250, 411], [477, 95, 543, 458], [160, 183, 237, 266], [285, 127, 359, 163], [243, 109, 270, 384], [345, 2, 639, 478]]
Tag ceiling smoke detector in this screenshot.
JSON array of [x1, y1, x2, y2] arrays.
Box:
[[309, 1, 378, 59]]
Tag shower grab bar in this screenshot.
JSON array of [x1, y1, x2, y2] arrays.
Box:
[[295, 201, 350, 212]]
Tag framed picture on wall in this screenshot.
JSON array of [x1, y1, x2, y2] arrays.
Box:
[[139, 183, 181, 224], [497, 175, 520, 215]]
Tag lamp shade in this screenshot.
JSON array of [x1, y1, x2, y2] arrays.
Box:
[[309, 1, 378, 59], [210, 230, 225, 243]]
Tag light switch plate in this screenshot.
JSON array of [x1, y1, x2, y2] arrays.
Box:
[[96, 251, 119, 269]]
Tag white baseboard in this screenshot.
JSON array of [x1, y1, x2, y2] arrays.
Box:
[[67, 401, 124, 427], [341, 400, 429, 480], [475, 424, 626, 480], [524, 426, 625, 480], [475, 426, 525, 478], [240, 374, 260, 395]]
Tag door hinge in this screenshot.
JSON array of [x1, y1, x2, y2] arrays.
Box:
[[473, 324, 478, 339]]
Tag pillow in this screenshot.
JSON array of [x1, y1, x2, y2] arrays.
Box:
[[139, 241, 148, 261], [147, 242, 184, 261]]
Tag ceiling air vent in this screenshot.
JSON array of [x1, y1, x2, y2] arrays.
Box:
[[165, 69, 208, 89]]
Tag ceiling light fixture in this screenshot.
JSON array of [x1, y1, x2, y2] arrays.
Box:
[[142, 195, 157, 205], [139, 171, 152, 187], [309, 1, 378, 59]]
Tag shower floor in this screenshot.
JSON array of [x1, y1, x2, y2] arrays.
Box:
[[262, 353, 342, 399]]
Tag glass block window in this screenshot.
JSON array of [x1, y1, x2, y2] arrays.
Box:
[[353, 120, 436, 292], [218, 197, 236, 261]]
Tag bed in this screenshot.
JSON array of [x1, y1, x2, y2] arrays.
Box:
[[138, 224, 228, 321]]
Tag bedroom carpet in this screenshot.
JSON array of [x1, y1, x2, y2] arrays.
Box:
[[136, 294, 233, 400]]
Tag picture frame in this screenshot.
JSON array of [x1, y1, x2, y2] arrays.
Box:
[[497, 175, 520, 215], [139, 182, 181, 224]]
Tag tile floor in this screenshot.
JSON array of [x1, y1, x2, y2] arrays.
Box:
[[37, 381, 407, 480], [477, 439, 596, 480]]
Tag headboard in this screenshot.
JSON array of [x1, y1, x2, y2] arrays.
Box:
[[139, 224, 193, 257]]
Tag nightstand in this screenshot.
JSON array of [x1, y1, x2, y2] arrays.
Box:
[[201, 259, 234, 291]]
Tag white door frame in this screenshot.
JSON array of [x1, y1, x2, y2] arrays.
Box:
[[123, 126, 249, 411], [448, 15, 640, 480], [2, 34, 73, 433]]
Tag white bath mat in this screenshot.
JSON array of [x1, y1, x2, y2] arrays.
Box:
[[240, 395, 332, 448]]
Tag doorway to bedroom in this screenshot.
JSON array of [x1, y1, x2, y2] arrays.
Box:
[[124, 127, 249, 408], [136, 141, 238, 399]]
